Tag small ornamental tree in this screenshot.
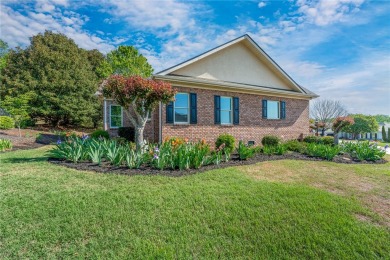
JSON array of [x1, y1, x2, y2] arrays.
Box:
[[103, 75, 175, 150], [388, 127, 390, 143], [2, 92, 32, 137], [332, 116, 354, 145]]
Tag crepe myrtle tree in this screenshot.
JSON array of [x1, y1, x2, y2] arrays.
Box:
[[103, 75, 176, 150], [332, 116, 354, 145]]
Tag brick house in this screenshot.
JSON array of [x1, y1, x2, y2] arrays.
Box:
[[103, 34, 318, 145]]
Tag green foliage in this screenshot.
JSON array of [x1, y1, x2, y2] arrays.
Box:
[[1, 31, 104, 127], [151, 139, 211, 170], [118, 127, 135, 141], [340, 141, 386, 161], [344, 114, 379, 137], [97, 45, 153, 78], [1, 92, 32, 135], [373, 114, 390, 123], [0, 138, 12, 151], [90, 129, 110, 139], [321, 136, 334, 145], [284, 140, 306, 153], [0, 39, 9, 72], [262, 144, 287, 156], [388, 128, 390, 142], [237, 141, 256, 160], [215, 133, 236, 153], [305, 143, 340, 161], [381, 126, 387, 142], [261, 135, 280, 147], [303, 136, 319, 143], [0, 116, 14, 129]]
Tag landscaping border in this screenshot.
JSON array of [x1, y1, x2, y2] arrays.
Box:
[[48, 152, 388, 177]]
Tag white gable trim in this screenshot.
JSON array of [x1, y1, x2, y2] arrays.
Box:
[[156, 34, 308, 95]]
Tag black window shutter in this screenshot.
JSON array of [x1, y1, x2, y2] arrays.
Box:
[[190, 93, 197, 124], [214, 95, 221, 124], [233, 97, 239, 125], [262, 100, 267, 119], [280, 101, 286, 119], [166, 101, 174, 123]]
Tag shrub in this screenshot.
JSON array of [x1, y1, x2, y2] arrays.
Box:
[[303, 135, 319, 144], [305, 143, 340, 161], [90, 129, 109, 139], [0, 116, 14, 129], [284, 140, 306, 153], [237, 141, 256, 160], [341, 141, 385, 161], [215, 134, 235, 153], [262, 144, 287, 156], [320, 136, 334, 145], [118, 127, 135, 141], [261, 135, 280, 147], [0, 139, 12, 151]]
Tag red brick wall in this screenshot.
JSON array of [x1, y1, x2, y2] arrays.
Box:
[[161, 87, 310, 145]]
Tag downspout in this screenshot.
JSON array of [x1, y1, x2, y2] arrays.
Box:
[[103, 99, 107, 131], [159, 101, 162, 143]]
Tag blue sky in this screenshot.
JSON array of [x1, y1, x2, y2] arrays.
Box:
[[1, 0, 389, 115]]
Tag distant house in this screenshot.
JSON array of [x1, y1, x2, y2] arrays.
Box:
[[338, 122, 390, 141], [103, 34, 318, 144]]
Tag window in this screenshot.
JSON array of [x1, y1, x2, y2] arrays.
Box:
[[110, 105, 122, 128], [267, 100, 280, 119], [220, 96, 232, 124], [174, 93, 189, 123]]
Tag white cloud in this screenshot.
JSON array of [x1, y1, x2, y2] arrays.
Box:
[[296, 0, 365, 26], [258, 2, 267, 8], [0, 3, 114, 52]]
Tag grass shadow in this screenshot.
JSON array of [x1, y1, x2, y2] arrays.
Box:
[[1, 156, 48, 164]]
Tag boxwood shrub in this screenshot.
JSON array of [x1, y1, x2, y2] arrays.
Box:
[[215, 133, 235, 153], [90, 129, 110, 139], [261, 135, 280, 147], [0, 116, 14, 130]]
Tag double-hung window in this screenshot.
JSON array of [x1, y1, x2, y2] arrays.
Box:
[[267, 100, 280, 119], [110, 105, 123, 128], [174, 93, 189, 123], [220, 96, 232, 124], [262, 100, 286, 120]]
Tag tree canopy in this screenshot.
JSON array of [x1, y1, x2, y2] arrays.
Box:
[[344, 114, 379, 137], [97, 46, 153, 78], [0, 31, 105, 127], [103, 75, 175, 149], [0, 39, 9, 72]]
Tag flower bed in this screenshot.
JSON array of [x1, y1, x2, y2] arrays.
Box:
[[48, 137, 387, 176]]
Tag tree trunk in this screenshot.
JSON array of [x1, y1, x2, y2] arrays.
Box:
[[134, 126, 144, 151], [334, 132, 339, 145], [18, 125, 22, 138]]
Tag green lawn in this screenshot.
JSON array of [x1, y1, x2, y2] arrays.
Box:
[[1, 147, 389, 259]]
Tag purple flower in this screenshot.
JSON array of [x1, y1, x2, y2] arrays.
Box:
[[82, 134, 89, 141], [154, 147, 159, 153], [153, 154, 159, 160], [56, 139, 62, 145]]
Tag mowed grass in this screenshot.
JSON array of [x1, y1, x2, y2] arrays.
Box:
[[0, 147, 389, 259]]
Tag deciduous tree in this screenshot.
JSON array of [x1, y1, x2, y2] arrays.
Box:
[[103, 75, 175, 150], [310, 99, 348, 136], [97, 46, 153, 78], [332, 116, 354, 144], [344, 114, 379, 139], [2, 92, 32, 137]]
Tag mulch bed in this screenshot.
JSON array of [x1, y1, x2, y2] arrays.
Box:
[[48, 152, 388, 177]]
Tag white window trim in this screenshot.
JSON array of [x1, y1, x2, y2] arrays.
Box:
[[109, 104, 123, 129], [220, 96, 233, 125], [173, 92, 190, 124], [266, 100, 280, 120]]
